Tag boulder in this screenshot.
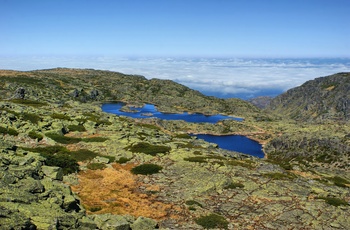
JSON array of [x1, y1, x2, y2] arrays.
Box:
[[94, 156, 110, 164], [92, 214, 130, 230], [41, 166, 63, 180], [14, 87, 26, 99], [131, 216, 158, 230]]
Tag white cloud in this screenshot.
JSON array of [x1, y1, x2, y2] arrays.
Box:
[[1, 56, 349, 99]]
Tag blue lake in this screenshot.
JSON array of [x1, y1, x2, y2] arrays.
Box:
[[102, 103, 243, 123], [193, 134, 264, 158], [102, 103, 264, 158]]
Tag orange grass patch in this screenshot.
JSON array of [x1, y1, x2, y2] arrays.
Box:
[[71, 163, 174, 220]]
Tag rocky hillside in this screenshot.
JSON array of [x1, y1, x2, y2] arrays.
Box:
[[0, 68, 259, 118], [0, 69, 349, 229], [266, 72, 350, 121]]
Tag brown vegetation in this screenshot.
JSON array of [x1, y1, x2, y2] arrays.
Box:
[[71, 163, 177, 220]]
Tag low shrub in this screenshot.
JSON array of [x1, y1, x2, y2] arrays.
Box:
[[174, 133, 192, 139], [83, 112, 112, 126], [51, 113, 71, 121], [21, 112, 41, 124], [68, 124, 86, 132], [317, 197, 349, 207], [81, 137, 108, 142], [10, 99, 47, 107], [131, 164, 163, 175], [127, 142, 171, 156], [224, 182, 244, 189], [43, 153, 79, 175], [184, 156, 208, 163], [116, 157, 132, 164], [0, 126, 19, 136], [46, 132, 81, 144], [185, 200, 203, 208], [23, 145, 69, 155], [103, 155, 116, 163], [89, 206, 103, 212], [71, 149, 98, 161], [329, 176, 350, 188], [87, 163, 106, 170], [28, 131, 43, 141], [195, 213, 229, 229]]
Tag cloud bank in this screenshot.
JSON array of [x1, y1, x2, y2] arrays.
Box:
[[1, 56, 349, 99]]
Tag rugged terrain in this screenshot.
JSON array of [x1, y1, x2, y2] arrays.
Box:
[[0, 69, 349, 229]]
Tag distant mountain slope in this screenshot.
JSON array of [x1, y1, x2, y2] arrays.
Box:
[[248, 96, 273, 109], [266, 72, 350, 121], [0, 68, 259, 117]]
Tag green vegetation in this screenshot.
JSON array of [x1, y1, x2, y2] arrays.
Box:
[[195, 213, 229, 229], [116, 157, 132, 164], [28, 131, 43, 141], [89, 206, 103, 212], [21, 112, 42, 124], [10, 99, 47, 107], [45, 132, 81, 144], [81, 137, 109, 142], [328, 176, 350, 188], [174, 133, 192, 139], [316, 197, 349, 207], [224, 182, 244, 189], [70, 149, 98, 162], [184, 156, 208, 163], [127, 142, 171, 156], [83, 112, 112, 126], [0, 126, 19, 136], [131, 164, 163, 175], [44, 153, 79, 175], [51, 113, 71, 121], [87, 163, 106, 170], [67, 124, 86, 132], [22, 145, 110, 174], [185, 200, 203, 208]]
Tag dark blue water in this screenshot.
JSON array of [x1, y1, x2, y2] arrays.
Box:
[[102, 103, 243, 123], [102, 103, 264, 158], [194, 134, 264, 158]]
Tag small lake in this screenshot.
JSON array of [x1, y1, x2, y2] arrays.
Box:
[[102, 103, 243, 123], [102, 102, 264, 158], [193, 134, 264, 158]]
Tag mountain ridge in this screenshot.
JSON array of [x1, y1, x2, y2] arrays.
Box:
[[266, 72, 350, 121]]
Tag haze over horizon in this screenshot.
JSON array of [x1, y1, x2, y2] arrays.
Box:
[[1, 0, 350, 98]]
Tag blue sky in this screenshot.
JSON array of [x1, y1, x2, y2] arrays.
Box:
[[1, 0, 349, 57]]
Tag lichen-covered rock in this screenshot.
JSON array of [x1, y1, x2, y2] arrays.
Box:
[[91, 214, 130, 230], [41, 165, 64, 180], [131, 216, 158, 230]]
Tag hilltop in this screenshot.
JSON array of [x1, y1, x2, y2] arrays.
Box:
[[266, 72, 350, 121], [0, 69, 349, 229]]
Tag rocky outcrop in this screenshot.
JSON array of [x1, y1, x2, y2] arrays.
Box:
[[267, 72, 350, 121], [0, 141, 85, 229], [13, 87, 26, 99], [248, 96, 273, 109]]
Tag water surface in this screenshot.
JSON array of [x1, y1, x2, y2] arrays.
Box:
[[102, 103, 243, 123], [194, 134, 264, 158]]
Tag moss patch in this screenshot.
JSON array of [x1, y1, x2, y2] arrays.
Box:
[[127, 142, 171, 156], [195, 213, 229, 229], [131, 164, 163, 175]]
